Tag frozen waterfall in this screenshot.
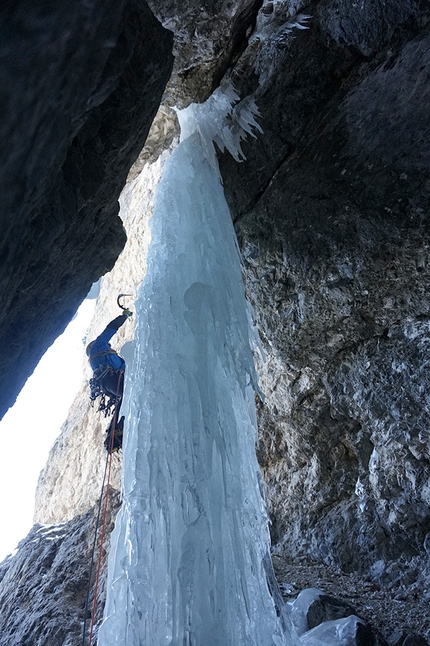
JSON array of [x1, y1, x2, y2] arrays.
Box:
[[98, 87, 288, 646]]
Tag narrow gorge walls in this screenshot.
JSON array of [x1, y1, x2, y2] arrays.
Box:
[[1, 1, 430, 644], [0, 0, 173, 419]]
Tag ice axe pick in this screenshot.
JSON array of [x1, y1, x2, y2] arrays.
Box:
[[117, 293, 132, 311]]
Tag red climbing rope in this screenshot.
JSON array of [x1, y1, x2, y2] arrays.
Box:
[[86, 370, 124, 646]]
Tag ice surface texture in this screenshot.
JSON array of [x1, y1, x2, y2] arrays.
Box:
[[98, 91, 286, 645]]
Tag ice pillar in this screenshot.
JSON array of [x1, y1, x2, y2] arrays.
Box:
[[98, 90, 286, 646]]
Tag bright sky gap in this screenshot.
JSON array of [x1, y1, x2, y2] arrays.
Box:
[[0, 299, 95, 562]]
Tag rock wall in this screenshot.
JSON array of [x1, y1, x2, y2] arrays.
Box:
[[0, 490, 120, 646], [220, 0, 430, 582], [0, 0, 173, 419]]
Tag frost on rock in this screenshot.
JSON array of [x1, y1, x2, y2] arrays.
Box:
[[98, 87, 287, 645], [250, 7, 311, 80]]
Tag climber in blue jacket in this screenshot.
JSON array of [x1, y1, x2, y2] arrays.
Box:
[[86, 309, 132, 450]]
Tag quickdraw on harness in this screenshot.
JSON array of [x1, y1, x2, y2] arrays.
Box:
[[89, 365, 122, 416]]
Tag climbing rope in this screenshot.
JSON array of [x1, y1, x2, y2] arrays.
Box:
[[81, 370, 123, 646], [81, 445, 110, 646]]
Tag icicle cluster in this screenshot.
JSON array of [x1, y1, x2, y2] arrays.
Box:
[[177, 81, 263, 167]]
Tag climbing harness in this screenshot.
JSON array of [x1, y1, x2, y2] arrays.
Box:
[[81, 370, 123, 646], [89, 365, 122, 416]]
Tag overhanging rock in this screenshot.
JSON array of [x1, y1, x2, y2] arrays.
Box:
[[0, 0, 173, 420]]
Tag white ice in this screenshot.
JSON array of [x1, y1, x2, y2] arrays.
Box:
[[289, 589, 325, 637], [98, 86, 286, 645], [299, 616, 366, 646]]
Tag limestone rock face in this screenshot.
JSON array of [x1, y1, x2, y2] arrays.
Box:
[[0, 490, 120, 646], [221, 0, 430, 584], [0, 0, 173, 420], [127, 0, 265, 174], [147, 0, 263, 106]]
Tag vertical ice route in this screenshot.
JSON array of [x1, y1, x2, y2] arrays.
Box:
[[98, 85, 288, 646]]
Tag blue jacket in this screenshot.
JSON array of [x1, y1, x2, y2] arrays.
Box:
[[88, 315, 127, 372]]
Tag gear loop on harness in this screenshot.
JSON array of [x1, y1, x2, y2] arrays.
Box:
[[89, 366, 122, 417]]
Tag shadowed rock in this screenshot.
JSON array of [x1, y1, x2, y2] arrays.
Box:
[[0, 0, 173, 420], [0, 490, 121, 646]]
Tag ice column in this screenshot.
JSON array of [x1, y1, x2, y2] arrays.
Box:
[[98, 87, 287, 646]]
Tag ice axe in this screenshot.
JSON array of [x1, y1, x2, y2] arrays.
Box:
[[117, 293, 133, 311]]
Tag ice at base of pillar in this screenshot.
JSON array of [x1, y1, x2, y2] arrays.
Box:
[[97, 89, 289, 646]]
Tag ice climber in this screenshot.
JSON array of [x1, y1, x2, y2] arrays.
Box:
[[86, 308, 132, 452]]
